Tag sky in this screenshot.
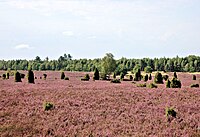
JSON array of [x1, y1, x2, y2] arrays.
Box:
[[0, 0, 200, 60]]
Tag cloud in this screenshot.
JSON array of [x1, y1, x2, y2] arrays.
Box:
[[62, 31, 74, 37], [15, 44, 33, 50], [87, 35, 97, 39]]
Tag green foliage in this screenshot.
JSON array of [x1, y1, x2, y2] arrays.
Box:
[[101, 53, 116, 75], [136, 83, 146, 87], [144, 66, 152, 73], [100, 73, 107, 80], [149, 73, 152, 80], [170, 78, 181, 88], [93, 68, 99, 80], [166, 79, 171, 88], [154, 72, 163, 84], [192, 75, 196, 80], [165, 107, 177, 118], [163, 75, 169, 81], [43, 102, 54, 111], [132, 64, 141, 74], [14, 71, 22, 82], [147, 83, 157, 88], [27, 70, 35, 84], [144, 74, 148, 82], [190, 83, 199, 88], [61, 72, 65, 79], [110, 79, 121, 83]]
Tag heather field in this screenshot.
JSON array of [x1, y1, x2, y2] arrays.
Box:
[[0, 71, 200, 137]]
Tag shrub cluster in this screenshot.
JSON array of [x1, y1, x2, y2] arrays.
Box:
[[110, 79, 121, 83], [81, 74, 90, 81], [166, 77, 181, 88], [134, 69, 142, 81], [190, 84, 199, 88], [154, 72, 163, 84], [14, 71, 22, 82]]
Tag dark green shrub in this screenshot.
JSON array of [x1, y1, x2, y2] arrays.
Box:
[[134, 69, 141, 81], [193, 75, 196, 80], [93, 68, 100, 80], [110, 79, 121, 83], [129, 75, 133, 81], [61, 72, 65, 79], [120, 72, 124, 80], [113, 72, 116, 79], [81, 74, 90, 81], [149, 73, 152, 80], [20, 73, 25, 79], [6, 72, 9, 79], [163, 75, 169, 81], [27, 70, 35, 84], [136, 83, 146, 87], [64, 77, 69, 80], [173, 72, 177, 79], [190, 84, 199, 88], [147, 83, 157, 88], [170, 78, 181, 88], [43, 74, 47, 80], [144, 74, 148, 82], [144, 66, 152, 73], [100, 73, 107, 80], [2, 74, 6, 79], [43, 102, 54, 111], [154, 72, 163, 84], [166, 79, 171, 88], [14, 71, 22, 82], [166, 107, 177, 118]]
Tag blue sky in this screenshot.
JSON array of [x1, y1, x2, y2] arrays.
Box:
[[0, 0, 200, 60]]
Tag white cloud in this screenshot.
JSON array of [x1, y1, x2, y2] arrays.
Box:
[[87, 35, 97, 39], [15, 44, 33, 50], [62, 31, 74, 37]]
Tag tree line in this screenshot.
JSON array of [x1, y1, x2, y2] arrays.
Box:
[[0, 54, 199, 74]]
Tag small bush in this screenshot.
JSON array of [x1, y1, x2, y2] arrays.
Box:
[[81, 74, 90, 81], [2, 74, 6, 79], [144, 74, 148, 82], [154, 72, 163, 84], [165, 107, 177, 118], [43, 74, 47, 80], [113, 72, 116, 79], [110, 79, 121, 83], [136, 83, 146, 87], [193, 75, 196, 80], [134, 69, 142, 81], [190, 84, 199, 88], [93, 68, 99, 80], [64, 77, 69, 80], [27, 70, 35, 84], [129, 75, 133, 81], [20, 73, 25, 79], [149, 73, 152, 80], [43, 102, 54, 111], [173, 72, 177, 79], [6, 72, 9, 79], [61, 72, 65, 79], [163, 75, 169, 81], [14, 71, 22, 82], [170, 78, 181, 88], [166, 79, 171, 88], [120, 72, 124, 80], [147, 83, 157, 88]]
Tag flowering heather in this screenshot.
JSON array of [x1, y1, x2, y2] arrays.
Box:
[[0, 71, 200, 136]]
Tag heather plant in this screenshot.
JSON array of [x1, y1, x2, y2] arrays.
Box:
[[61, 72, 65, 79], [165, 107, 177, 118], [27, 70, 35, 84], [173, 72, 177, 79], [163, 75, 169, 81], [43, 102, 54, 111], [14, 71, 22, 82], [166, 79, 171, 88], [136, 83, 146, 87], [43, 74, 47, 80], [190, 83, 199, 88], [149, 73, 152, 80], [144, 74, 148, 82], [2, 74, 6, 79], [6, 72, 9, 79], [154, 72, 163, 84], [93, 68, 100, 80], [170, 78, 181, 88], [110, 79, 121, 83], [147, 83, 157, 88], [192, 75, 196, 80]]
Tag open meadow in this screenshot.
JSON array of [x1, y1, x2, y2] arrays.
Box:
[[0, 71, 200, 136]]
